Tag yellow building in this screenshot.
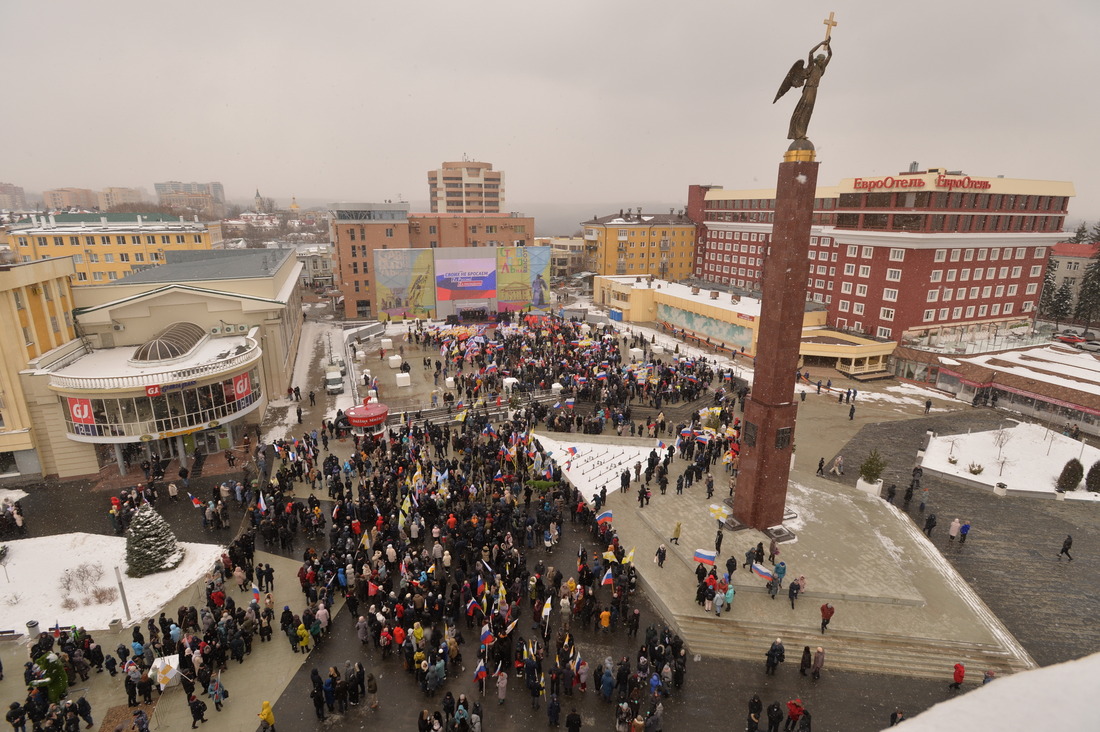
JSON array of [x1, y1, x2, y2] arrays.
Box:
[[13, 249, 302, 481], [595, 275, 893, 374], [3, 213, 221, 285], [0, 257, 79, 476], [582, 210, 696, 279]]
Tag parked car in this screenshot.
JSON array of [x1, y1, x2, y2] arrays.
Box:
[[324, 368, 344, 394], [1077, 340, 1100, 352], [1055, 333, 1087, 344]]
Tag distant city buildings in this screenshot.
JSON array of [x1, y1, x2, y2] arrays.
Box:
[[0, 183, 27, 212], [539, 236, 587, 278], [2, 213, 222, 285], [689, 166, 1074, 342], [428, 161, 505, 214], [581, 209, 696, 281], [42, 188, 99, 211], [1047, 241, 1099, 306], [155, 181, 226, 219], [327, 203, 535, 319], [97, 187, 145, 211]]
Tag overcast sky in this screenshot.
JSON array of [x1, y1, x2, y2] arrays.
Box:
[[3, 0, 1096, 233]]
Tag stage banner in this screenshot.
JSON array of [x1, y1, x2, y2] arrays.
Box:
[[375, 249, 437, 319], [435, 254, 496, 301], [497, 246, 552, 312]]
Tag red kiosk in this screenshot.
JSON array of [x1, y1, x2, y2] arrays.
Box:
[[344, 400, 389, 435]]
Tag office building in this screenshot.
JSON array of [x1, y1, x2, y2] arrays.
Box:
[[42, 188, 99, 211], [2, 213, 221, 285], [0, 183, 27, 212]]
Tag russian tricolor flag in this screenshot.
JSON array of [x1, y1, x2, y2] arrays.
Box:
[[693, 549, 717, 565], [696, 433, 711, 445], [596, 510, 613, 525], [596, 372, 608, 381], [466, 598, 480, 616], [601, 568, 614, 586], [751, 563, 774, 581], [565, 398, 575, 409], [474, 659, 487, 681], [657, 440, 667, 450], [481, 624, 494, 646], [189, 493, 202, 509]]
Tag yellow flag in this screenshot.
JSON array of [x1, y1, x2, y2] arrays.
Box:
[[603, 550, 618, 563], [624, 547, 635, 565]]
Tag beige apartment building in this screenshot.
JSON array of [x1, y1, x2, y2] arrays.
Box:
[[428, 161, 505, 214], [42, 187, 99, 210], [3, 213, 221, 285]]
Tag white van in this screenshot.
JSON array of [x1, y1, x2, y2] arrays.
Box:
[[324, 369, 344, 394]]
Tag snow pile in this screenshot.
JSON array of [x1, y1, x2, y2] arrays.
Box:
[[898, 651, 1099, 731], [923, 422, 1100, 501], [0, 533, 223, 631], [532, 432, 656, 503]]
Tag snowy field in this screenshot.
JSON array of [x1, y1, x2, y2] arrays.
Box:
[[923, 422, 1100, 501], [0, 533, 223, 632]]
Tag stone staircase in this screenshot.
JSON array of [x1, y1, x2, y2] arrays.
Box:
[[672, 612, 1033, 680]]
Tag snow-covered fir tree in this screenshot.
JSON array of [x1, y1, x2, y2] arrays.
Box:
[[125, 504, 184, 577]]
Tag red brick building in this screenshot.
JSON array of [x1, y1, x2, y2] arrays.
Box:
[[689, 167, 1075, 341]]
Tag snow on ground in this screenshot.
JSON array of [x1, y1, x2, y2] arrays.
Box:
[[262, 319, 344, 444], [898, 650, 1098, 731], [0, 489, 28, 503], [923, 422, 1100, 501], [532, 432, 656, 503], [0, 533, 223, 631]]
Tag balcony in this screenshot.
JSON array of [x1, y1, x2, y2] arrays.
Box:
[[584, 232, 598, 241], [659, 240, 671, 250], [617, 235, 629, 242], [617, 244, 627, 252]]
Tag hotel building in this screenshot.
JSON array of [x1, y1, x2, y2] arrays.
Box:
[[427, 161, 504, 214], [689, 167, 1074, 341]]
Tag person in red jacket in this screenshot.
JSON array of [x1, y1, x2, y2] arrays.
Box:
[[948, 662, 965, 690], [820, 603, 835, 634], [783, 698, 803, 731]]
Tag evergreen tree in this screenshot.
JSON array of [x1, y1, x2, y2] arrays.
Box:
[[1085, 460, 1100, 493], [1069, 222, 1089, 243], [1091, 220, 1100, 244], [858, 449, 888, 484], [32, 652, 69, 703], [1074, 255, 1100, 330], [1038, 266, 1057, 317], [1055, 458, 1084, 493], [1050, 280, 1074, 328], [125, 505, 184, 578]]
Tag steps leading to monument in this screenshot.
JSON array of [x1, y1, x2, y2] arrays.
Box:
[[673, 614, 1033, 680]]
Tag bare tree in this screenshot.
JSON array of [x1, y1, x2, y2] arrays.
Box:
[[992, 426, 1013, 460]]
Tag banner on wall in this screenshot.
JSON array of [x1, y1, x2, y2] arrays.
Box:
[[435, 256, 497, 301], [375, 249, 437, 319], [496, 246, 551, 312], [233, 373, 252, 399], [67, 397, 94, 425]]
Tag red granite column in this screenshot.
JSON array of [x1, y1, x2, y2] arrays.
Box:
[[732, 141, 819, 530]]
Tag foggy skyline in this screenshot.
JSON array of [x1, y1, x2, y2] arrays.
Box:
[[3, 0, 1097, 234]]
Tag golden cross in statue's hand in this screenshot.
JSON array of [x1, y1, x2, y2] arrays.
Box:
[[823, 11, 838, 42]]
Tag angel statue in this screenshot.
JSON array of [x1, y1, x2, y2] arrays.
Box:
[[773, 39, 832, 141]]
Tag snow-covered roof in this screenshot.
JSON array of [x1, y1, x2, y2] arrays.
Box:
[[600, 276, 769, 318]]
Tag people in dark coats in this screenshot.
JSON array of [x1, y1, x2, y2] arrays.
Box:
[[799, 646, 812, 676], [766, 701, 784, 732], [1057, 534, 1073, 561], [187, 695, 207, 728], [923, 513, 937, 537], [765, 639, 785, 675]]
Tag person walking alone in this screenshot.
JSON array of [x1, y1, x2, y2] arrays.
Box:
[[948, 662, 965, 690], [714, 529, 724, 556], [819, 603, 834, 633], [257, 701, 276, 731], [670, 522, 681, 546], [1057, 534, 1073, 561]]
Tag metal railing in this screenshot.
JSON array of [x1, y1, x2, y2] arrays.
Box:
[[49, 340, 261, 391]]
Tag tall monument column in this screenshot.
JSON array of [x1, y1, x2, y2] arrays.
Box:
[[732, 141, 819, 529], [733, 17, 835, 530]]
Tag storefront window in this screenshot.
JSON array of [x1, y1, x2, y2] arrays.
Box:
[[62, 368, 261, 439]]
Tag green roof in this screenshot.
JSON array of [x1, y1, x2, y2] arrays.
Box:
[[51, 213, 179, 224]]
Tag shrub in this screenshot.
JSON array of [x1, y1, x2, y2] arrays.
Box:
[[60, 597, 78, 612], [947, 456, 958, 465], [858, 450, 888, 484], [1086, 460, 1100, 493], [967, 463, 984, 475], [1055, 458, 1084, 493]]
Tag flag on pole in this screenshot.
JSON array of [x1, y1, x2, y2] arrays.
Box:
[[596, 510, 613, 525], [696, 433, 711, 445], [623, 547, 635, 565], [476, 575, 486, 596], [252, 586, 261, 605], [601, 568, 614, 586], [751, 563, 775, 581], [257, 492, 267, 513], [602, 550, 618, 563], [466, 598, 480, 616], [493, 470, 504, 482], [188, 493, 202, 509], [481, 624, 494, 646], [709, 504, 731, 521], [504, 618, 518, 636], [542, 597, 552, 619], [693, 549, 717, 565], [565, 398, 575, 409], [566, 446, 578, 456], [474, 659, 487, 681], [657, 440, 667, 450]]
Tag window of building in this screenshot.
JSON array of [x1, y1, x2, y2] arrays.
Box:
[[1034, 247, 1046, 258], [968, 287, 979, 299], [889, 248, 905, 261], [952, 307, 962, 319], [934, 249, 947, 262], [1016, 247, 1027, 259], [876, 326, 892, 339], [942, 288, 953, 302], [838, 300, 850, 312], [108, 272, 118, 280], [134, 253, 144, 262], [991, 304, 1001, 315], [930, 270, 942, 282], [977, 248, 988, 261], [862, 246, 873, 259], [880, 307, 895, 321], [1025, 283, 1038, 295], [859, 265, 871, 277], [856, 284, 868, 297], [1007, 284, 1018, 296], [1029, 265, 1042, 277], [950, 249, 961, 262], [160, 235, 170, 244], [103, 253, 114, 263], [922, 309, 936, 322], [92, 272, 104, 281], [939, 308, 949, 319], [853, 303, 865, 315], [926, 289, 938, 302], [847, 245, 858, 257], [841, 282, 853, 294], [1004, 303, 1014, 314], [963, 305, 974, 318], [76, 272, 88, 281], [881, 288, 897, 301], [885, 268, 902, 281], [963, 249, 974, 261]]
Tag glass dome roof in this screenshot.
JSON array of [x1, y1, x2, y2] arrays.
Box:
[[132, 322, 207, 362]]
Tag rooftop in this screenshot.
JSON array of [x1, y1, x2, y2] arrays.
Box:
[[10, 213, 209, 233], [598, 275, 764, 317], [112, 248, 295, 285], [583, 211, 694, 226], [1052, 241, 1100, 258]]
